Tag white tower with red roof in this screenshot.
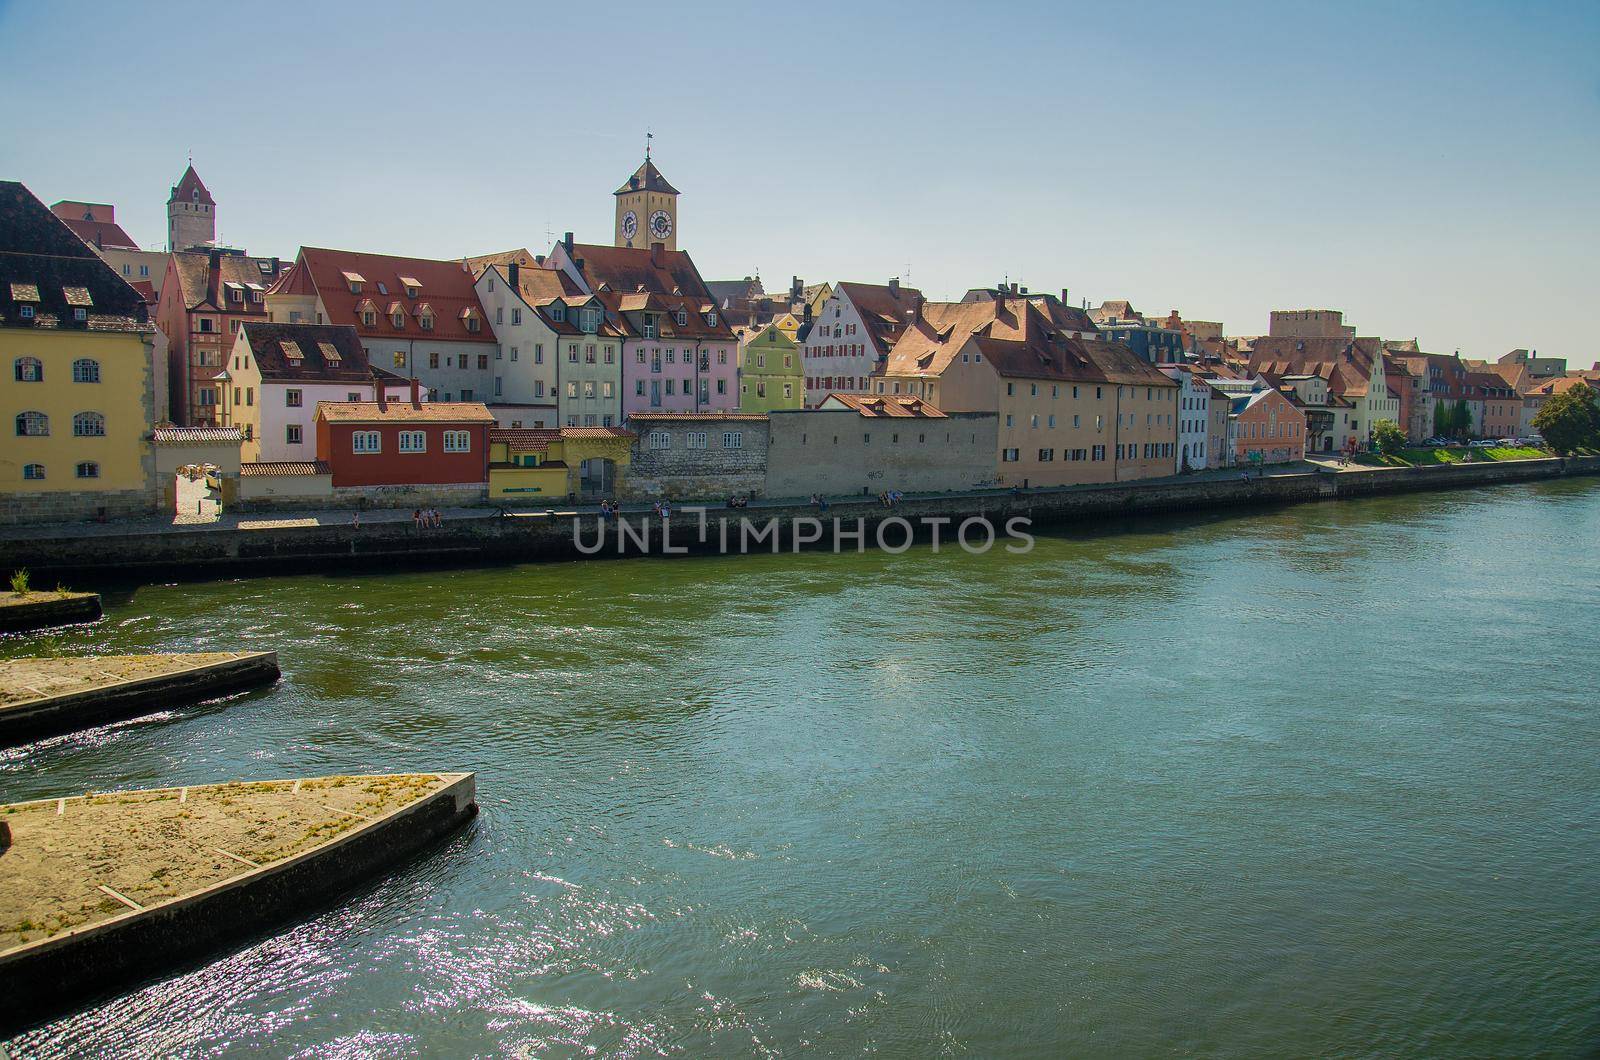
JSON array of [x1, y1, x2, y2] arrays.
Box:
[[167, 164, 216, 251]]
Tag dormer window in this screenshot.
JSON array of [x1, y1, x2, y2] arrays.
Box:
[[392, 311, 405, 328], [363, 310, 376, 326], [73, 308, 87, 322], [418, 304, 435, 330], [342, 270, 366, 294], [400, 276, 422, 298], [20, 305, 34, 320], [675, 309, 688, 327], [581, 307, 600, 334], [642, 314, 657, 339], [707, 311, 717, 327], [551, 304, 565, 322]]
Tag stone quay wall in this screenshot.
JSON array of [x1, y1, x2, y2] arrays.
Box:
[[0, 457, 1595, 584]]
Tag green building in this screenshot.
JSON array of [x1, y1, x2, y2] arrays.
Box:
[[738, 323, 803, 413]]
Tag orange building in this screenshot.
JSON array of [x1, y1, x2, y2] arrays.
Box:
[[1229, 388, 1306, 465]]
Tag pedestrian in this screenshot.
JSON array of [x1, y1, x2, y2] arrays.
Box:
[[413, 508, 421, 530], [433, 508, 443, 527], [352, 512, 360, 528]]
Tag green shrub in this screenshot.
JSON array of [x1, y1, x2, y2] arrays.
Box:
[[8, 569, 29, 595]]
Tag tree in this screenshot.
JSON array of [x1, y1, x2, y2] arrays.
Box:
[[1532, 384, 1600, 456], [1372, 419, 1407, 456]]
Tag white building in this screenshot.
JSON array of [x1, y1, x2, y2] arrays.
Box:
[[471, 256, 563, 428], [1159, 363, 1214, 471], [800, 280, 923, 407], [227, 323, 412, 463]]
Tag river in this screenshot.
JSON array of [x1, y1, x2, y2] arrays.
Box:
[[4, 479, 1598, 1057]]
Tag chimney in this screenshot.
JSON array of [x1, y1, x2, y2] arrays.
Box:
[[410, 377, 421, 409], [792, 276, 803, 301], [803, 303, 813, 324], [535, 254, 545, 266], [888, 277, 900, 296], [375, 375, 388, 412], [650, 241, 665, 268], [1062, 288, 1070, 304], [208, 248, 221, 270], [575, 258, 585, 274], [563, 231, 574, 254], [507, 262, 520, 287], [270, 256, 280, 274]]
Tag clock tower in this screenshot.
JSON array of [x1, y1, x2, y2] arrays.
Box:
[[614, 152, 679, 252]]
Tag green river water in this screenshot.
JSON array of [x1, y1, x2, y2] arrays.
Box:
[[3, 479, 1598, 1057]]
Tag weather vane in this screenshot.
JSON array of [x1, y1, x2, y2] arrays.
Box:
[[646, 128, 653, 161]]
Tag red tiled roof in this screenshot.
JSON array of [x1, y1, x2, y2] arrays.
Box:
[[240, 461, 329, 477], [58, 216, 140, 251], [170, 165, 215, 207], [151, 426, 242, 443], [565, 243, 732, 341], [561, 426, 635, 439], [490, 427, 562, 450], [626, 411, 770, 421], [316, 401, 496, 424], [820, 393, 947, 418], [835, 281, 924, 357], [292, 247, 495, 344]]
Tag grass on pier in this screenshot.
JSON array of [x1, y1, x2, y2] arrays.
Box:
[[0, 653, 256, 709]]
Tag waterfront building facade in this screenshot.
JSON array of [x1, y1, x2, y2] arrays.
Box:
[[1160, 363, 1214, 471], [628, 412, 770, 499], [471, 257, 566, 428], [267, 247, 496, 406], [544, 237, 738, 417], [801, 280, 924, 407], [876, 295, 1179, 486], [1, 180, 162, 524], [227, 322, 412, 463], [314, 399, 494, 489], [1228, 388, 1306, 465], [157, 248, 286, 426], [738, 324, 803, 414], [766, 395, 999, 498]]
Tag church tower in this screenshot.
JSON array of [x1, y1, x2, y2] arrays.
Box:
[[614, 151, 679, 251], [167, 164, 216, 251]]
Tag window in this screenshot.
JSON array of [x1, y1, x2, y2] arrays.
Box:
[[566, 381, 578, 399], [286, 389, 303, 408], [353, 431, 381, 454], [675, 309, 688, 327], [420, 312, 434, 331], [460, 388, 473, 400], [1002, 448, 1020, 462], [246, 387, 254, 407], [534, 344, 543, 364], [1039, 449, 1054, 462], [347, 392, 361, 402], [584, 381, 596, 399], [649, 431, 671, 450], [398, 431, 427, 453], [478, 354, 490, 371], [15, 411, 48, 436], [443, 430, 471, 453], [582, 308, 600, 333], [71, 358, 100, 383], [362, 311, 376, 326], [722, 432, 742, 449], [73, 411, 106, 437], [393, 311, 406, 329], [286, 424, 303, 445], [512, 308, 522, 326], [22, 462, 46, 481], [687, 432, 708, 449], [13, 357, 42, 382], [75, 461, 99, 479]]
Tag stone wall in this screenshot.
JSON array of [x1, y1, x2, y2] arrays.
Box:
[[626, 417, 769, 500], [766, 410, 999, 499], [1, 456, 1594, 581], [0, 487, 155, 528]]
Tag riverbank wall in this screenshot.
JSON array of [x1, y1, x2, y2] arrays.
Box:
[[2, 456, 1596, 584], [0, 772, 476, 1036], [0, 592, 102, 634], [0, 651, 280, 747]]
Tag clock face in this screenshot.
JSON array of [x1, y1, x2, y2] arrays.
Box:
[[621, 210, 638, 240], [649, 210, 673, 240]]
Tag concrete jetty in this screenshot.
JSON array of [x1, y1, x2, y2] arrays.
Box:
[[0, 591, 101, 634], [0, 651, 280, 746], [0, 772, 477, 1035]]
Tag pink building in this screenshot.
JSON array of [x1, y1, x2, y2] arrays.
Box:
[[544, 238, 738, 418]]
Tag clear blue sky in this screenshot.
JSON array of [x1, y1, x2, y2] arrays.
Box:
[[3, 0, 1596, 360]]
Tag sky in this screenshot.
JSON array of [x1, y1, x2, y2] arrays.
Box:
[[2, 0, 1597, 360]]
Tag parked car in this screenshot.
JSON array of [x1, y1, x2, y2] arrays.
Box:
[[1468, 439, 1495, 448], [1423, 437, 1450, 447], [1497, 438, 1520, 446]]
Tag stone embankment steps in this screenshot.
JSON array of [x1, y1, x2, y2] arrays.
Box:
[[0, 652, 280, 747], [0, 591, 101, 634], [0, 455, 1594, 582], [0, 772, 478, 1036]]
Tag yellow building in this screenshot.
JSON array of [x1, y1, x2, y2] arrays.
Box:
[[489, 426, 635, 502], [3, 181, 161, 524]]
